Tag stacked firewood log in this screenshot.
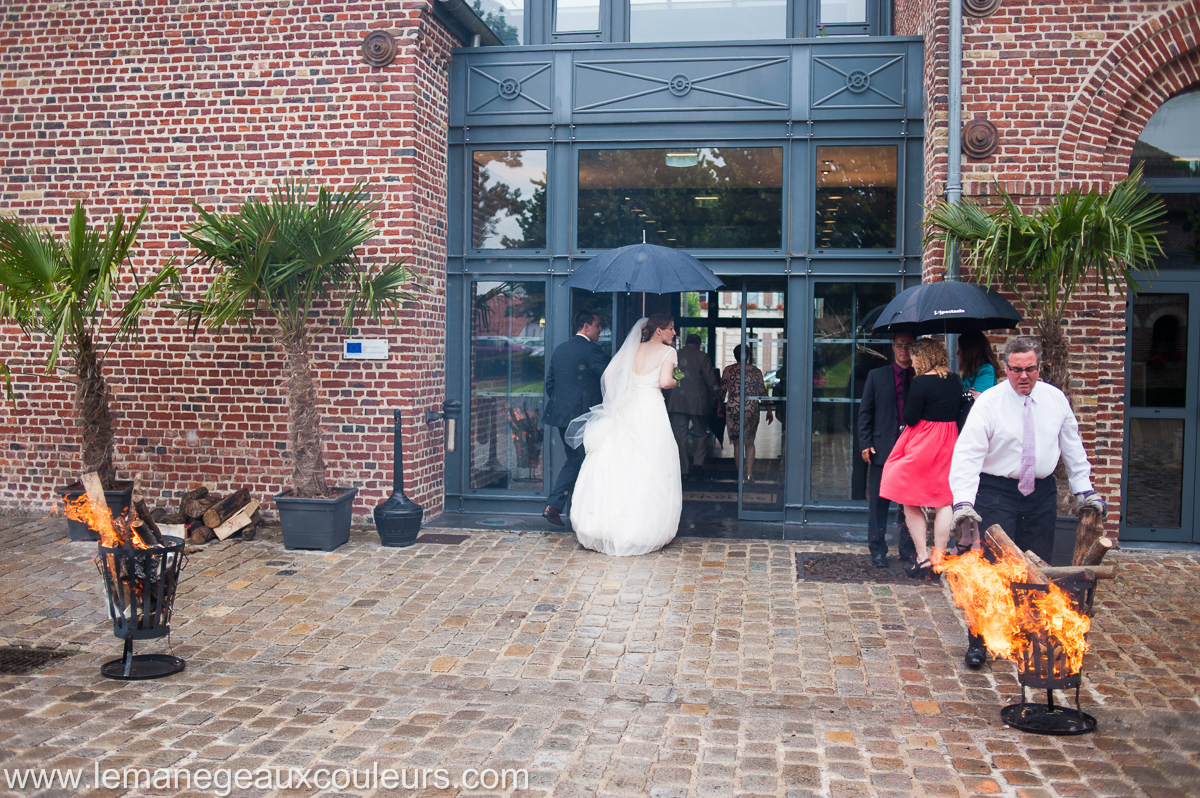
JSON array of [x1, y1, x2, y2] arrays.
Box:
[[151, 485, 262, 544]]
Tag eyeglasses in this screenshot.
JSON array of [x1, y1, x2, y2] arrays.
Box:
[[1006, 365, 1040, 375], [893, 344, 912, 351]]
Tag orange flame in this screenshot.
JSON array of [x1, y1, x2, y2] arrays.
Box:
[[63, 494, 151, 550], [936, 549, 1091, 675]]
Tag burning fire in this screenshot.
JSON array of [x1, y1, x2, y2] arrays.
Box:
[[936, 549, 1091, 674], [63, 494, 152, 550]]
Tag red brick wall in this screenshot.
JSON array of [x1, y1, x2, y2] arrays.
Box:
[[0, 0, 458, 521], [908, 0, 1200, 519]]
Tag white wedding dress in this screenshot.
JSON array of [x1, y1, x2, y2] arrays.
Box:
[[566, 319, 682, 556]]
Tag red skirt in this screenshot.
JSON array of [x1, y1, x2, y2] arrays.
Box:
[[879, 419, 958, 507]]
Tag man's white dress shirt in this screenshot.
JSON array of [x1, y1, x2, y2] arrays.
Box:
[[949, 380, 1093, 507]]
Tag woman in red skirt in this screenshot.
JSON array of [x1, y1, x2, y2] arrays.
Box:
[[880, 339, 967, 579]]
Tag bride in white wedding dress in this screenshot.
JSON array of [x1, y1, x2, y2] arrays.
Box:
[[565, 314, 683, 556]]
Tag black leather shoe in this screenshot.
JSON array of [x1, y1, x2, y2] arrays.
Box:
[[542, 505, 564, 527], [898, 550, 918, 566], [871, 553, 888, 568], [965, 635, 986, 669]]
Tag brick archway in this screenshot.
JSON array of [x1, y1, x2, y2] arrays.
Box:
[[1058, 2, 1200, 185]]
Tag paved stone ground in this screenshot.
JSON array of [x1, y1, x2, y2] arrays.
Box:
[[0, 514, 1198, 798]]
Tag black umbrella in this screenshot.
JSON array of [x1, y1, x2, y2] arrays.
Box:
[[871, 281, 1021, 335], [564, 243, 723, 294]]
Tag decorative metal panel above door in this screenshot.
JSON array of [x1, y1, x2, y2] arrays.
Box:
[[811, 53, 905, 111], [467, 61, 554, 116], [573, 55, 789, 115]]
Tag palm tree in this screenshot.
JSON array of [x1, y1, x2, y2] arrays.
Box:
[[922, 164, 1165, 397], [178, 181, 424, 498], [0, 203, 180, 488]]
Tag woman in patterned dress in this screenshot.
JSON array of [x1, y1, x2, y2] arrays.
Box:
[[719, 344, 774, 482]]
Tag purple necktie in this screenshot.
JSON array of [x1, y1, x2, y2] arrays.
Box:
[[1018, 395, 1036, 496]]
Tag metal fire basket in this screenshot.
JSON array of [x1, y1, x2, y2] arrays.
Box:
[[95, 536, 188, 680], [1000, 575, 1097, 735]]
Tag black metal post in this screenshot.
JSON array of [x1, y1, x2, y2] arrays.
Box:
[[373, 409, 424, 547]]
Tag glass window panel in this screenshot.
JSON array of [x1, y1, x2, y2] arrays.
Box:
[[1131, 86, 1200, 178], [810, 282, 897, 501], [1126, 417, 1184, 528], [474, 0, 524, 45], [555, 0, 600, 32], [1150, 193, 1200, 270], [629, 0, 786, 43], [571, 289, 614, 356], [816, 145, 898, 250], [470, 281, 546, 491], [472, 150, 547, 249], [1129, 293, 1188, 408], [820, 0, 867, 24], [578, 147, 783, 250]]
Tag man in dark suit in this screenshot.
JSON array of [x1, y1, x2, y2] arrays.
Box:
[[857, 331, 919, 568], [541, 310, 608, 526]]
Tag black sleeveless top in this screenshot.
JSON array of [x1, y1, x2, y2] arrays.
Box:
[[904, 373, 965, 426]]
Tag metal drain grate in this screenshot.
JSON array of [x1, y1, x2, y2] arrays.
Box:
[[796, 553, 941, 586], [0, 647, 77, 675], [416, 533, 469, 545]]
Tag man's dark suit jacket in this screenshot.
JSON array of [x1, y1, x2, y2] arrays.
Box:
[[857, 364, 904, 467], [542, 334, 608, 428]]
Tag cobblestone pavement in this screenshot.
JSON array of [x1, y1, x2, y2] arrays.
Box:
[[1, 514, 1198, 798]]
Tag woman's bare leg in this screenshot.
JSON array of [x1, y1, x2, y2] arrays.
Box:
[[931, 505, 953, 565], [744, 435, 757, 481], [903, 505, 929, 562]]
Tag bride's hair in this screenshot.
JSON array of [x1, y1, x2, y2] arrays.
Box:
[[640, 313, 675, 342]]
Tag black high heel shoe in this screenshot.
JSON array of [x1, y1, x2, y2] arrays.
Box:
[[902, 559, 940, 578]]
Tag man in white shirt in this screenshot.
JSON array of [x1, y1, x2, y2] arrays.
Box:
[[949, 336, 1107, 668]]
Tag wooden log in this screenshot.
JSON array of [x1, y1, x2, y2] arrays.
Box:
[[1042, 565, 1115, 581], [182, 493, 221, 520], [1071, 507, 1105, 566], [983, 524, 1049, 585], [150, 506, 169, 522], [203, 488, 252, 528], [179, 485, 209, 503], [1081, 536, 1115, 567], [80, 471, 126, 546], [240, 510, 263, 541], [212, 499, 260, 540], [158, 511, 186, 525], [187, 524, 215, 544], [160, 523, 187, 539], [133, 499, 165, 545]]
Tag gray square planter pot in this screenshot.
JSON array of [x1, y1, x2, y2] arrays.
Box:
[[55, 482, 134, 541], [273, 487, 357, 552]]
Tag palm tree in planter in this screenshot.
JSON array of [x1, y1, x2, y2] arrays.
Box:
[[179, 181, 423, 551], [923, 164, 1165, 512], [0, 203, 180, 539]]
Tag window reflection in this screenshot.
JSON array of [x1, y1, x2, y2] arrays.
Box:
[[815, 145, 897, 249], [1147, 193, 1200, 270], [810, 282, 896, 501], [1130, 293, 1188, 408], [577, 147, 783, 250], [555, 0, 600, 32], [472, 150, 546, 250], [1126, 418, 1184, 528], [820, 0, 866, 24], [629, 0, 786, 43], [470, 282, 546, 491], [1131, 86, 1200, 178], [473, 0, 523, 45]]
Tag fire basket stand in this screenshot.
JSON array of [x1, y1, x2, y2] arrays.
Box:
[[96, 536, 188, 680], [1001, 576, 1098, 736]]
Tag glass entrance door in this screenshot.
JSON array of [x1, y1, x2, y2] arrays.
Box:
[[1123, 283, 1200, 542], [671, 276, 786, 520]]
